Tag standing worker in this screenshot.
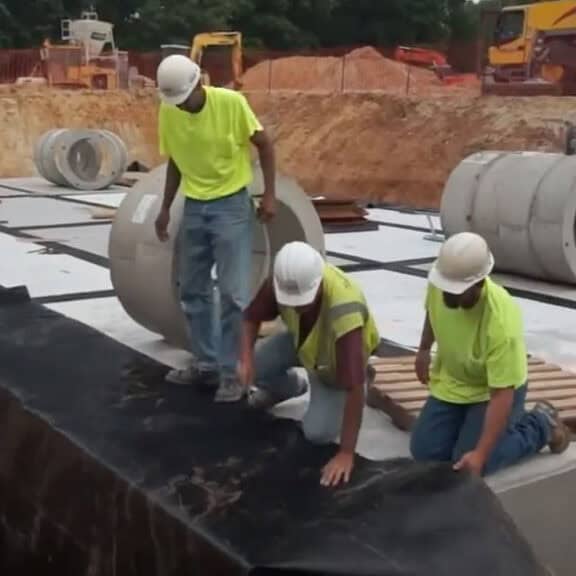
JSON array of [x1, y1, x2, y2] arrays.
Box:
[[154, 55, 276, 403], [411, 232, 570, 475], [238, 242, 380, 487]]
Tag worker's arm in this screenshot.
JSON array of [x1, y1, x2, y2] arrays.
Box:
[[155, 158, 181, 242], [251, 130, 276, 222], [238, 279, 279, 388], [415, 312, 435, 385], [454, 387, 514, 475], [321, 328, 365, 488]]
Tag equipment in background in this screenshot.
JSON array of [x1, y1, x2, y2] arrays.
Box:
[[190, 31, 243, 89], [483, 0, 576, 95], [24, 11, 128, 89], [393, 46, 478, 87]]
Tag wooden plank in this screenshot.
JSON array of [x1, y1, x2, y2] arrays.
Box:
[[374, 382, 425, 393], [526, 371, 575, 382], [527, 364, 562, 374], [375, 377, 576, 392]]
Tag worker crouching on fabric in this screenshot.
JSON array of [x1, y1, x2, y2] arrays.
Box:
[[238, 242, 380, 487], [411, 232, 570, 476]]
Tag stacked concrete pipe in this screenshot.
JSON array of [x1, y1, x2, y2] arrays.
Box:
[[34, 129, 128, 190], [441, 151, 576, 284], [109, 163, 325, 348]]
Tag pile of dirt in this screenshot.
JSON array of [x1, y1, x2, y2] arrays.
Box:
[[242, 46, 452, 95], [0, 86, 571, 209], [0, 85, 160, 178], [247, 92, 569, 207]]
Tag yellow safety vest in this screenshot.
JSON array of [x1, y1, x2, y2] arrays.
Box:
[[279, 264, 380, 387]]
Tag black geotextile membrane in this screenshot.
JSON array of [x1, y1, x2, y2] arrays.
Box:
[[0, 299, 547, 576]]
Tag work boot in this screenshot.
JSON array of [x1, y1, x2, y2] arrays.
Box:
[[214, 375, 246, 403], [532, 401, 571, 455], [247, 371, 308, 411], [165, 364, 219, 392]]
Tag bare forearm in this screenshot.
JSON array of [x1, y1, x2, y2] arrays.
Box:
[[255, 134, 276, 198], [476, 388, 514, 459], [240, 320, 260, 363], [162, 158, 181, 210], [340, 386, 364, 454], [419, 312, 435, 351], [336, 329, 365, 454]]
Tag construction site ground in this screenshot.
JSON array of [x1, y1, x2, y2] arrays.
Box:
[[1, 85, 573, 208]]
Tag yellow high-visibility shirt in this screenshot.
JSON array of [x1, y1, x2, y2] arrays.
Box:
[[158, 86, 263, 201], [426, 278, 527, 404], [279, 264, 380, 386]]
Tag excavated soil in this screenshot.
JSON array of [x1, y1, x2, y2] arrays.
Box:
[[0, 85, 573, 208], [0, 85, 161, 178], [247, 92, 571, 207], [242, 46, 476, 96]]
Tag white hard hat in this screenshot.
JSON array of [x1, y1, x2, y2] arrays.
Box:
[[156, 55, 201, 106], [273, 242, 325, 307], [428, 232, 494, 295]]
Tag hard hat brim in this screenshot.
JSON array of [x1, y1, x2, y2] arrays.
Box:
[[273, 276, 322, 308], [157, 81, 197, 106], [428, 253, 494, 295]]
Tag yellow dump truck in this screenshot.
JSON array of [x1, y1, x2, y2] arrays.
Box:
[[488, 0, 576, 93]]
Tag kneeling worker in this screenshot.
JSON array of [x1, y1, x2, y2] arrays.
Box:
[[411, 232, 570, 475], [238, 242, 380, 487]]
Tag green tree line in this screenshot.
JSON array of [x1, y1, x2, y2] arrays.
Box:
[[0, 0, 522, 51]]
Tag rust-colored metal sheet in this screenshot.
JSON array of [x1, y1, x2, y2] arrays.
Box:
[[370, 355, 576, 432]]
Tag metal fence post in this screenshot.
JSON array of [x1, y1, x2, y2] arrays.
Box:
[[340, 55, 346, 93]]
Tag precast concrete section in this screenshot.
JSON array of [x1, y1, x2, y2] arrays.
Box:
[[34, 129, 128, 190], [441, 151, 576, 284], [109, 163, 325, 349]]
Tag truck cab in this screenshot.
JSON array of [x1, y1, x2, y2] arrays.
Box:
[[488, 1, 576, 84]]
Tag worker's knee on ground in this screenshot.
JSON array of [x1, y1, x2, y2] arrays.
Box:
[[302, 419, 338, 445], [410, 428, 434, 462]]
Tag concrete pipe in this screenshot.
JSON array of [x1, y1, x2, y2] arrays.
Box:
[[441, 151, 576, 284], [34, 129, 128, 190], [109, 163, 325, 348]]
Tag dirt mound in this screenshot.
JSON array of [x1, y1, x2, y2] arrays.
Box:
[[247, 92, 568, 208], [242, 45, 444, 94]]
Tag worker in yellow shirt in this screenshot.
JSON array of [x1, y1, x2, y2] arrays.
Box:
[[411, 232, 570, 475], [238, 242, 380, 487], [154, 55, 276, 403]]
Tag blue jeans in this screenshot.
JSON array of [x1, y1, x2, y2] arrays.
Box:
[[178, 189, 253, 378], [410, 386, 551, 475], [254, 331, 349, 444]]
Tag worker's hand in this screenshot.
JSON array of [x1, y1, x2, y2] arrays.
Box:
[[155, 207, 170, 242], [453, 450, 486, 476], [321, 451, 355, 488], [415, 349, 431, 386], [257, 193, 276, 223], [236, 356, 254, 389]]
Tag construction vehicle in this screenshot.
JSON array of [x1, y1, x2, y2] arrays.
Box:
[[39, 11, 126, 89], [393, 46, 478, 87], [485, 0, 576, 95], [190, 32, 243, 89]]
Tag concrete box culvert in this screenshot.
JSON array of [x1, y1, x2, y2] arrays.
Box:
[[441, 151, 576, 284], [109, 163, 325, 349], [34, 128, 128, 190]]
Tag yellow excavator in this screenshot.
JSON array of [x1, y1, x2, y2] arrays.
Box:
[[485, 0, 576, 94], [190, 31, 243, 90]]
